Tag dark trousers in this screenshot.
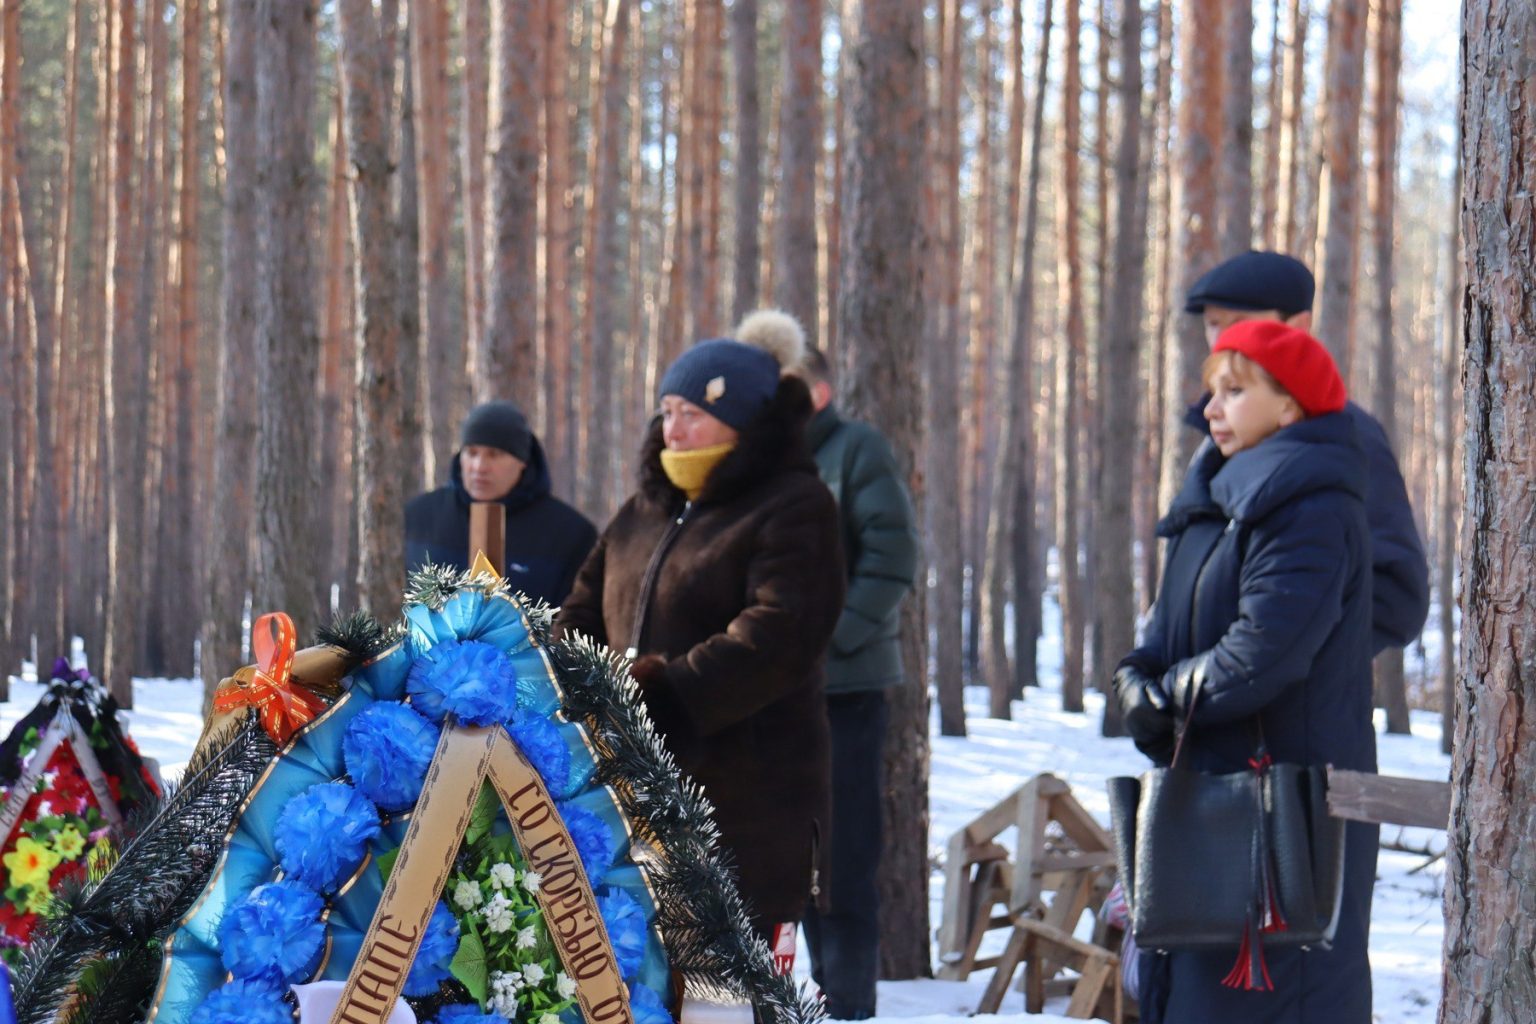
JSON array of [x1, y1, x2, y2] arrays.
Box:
[[803, 690, 889, 1020]]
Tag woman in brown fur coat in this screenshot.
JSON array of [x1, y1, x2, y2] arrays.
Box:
[[556, 336, 845, 944]]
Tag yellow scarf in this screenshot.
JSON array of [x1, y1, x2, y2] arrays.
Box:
[[659, 442, 736, 500]]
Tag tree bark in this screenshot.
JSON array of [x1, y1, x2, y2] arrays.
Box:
[[837, 0, 930, 979], [1438, 134, 1460, 759], [1276, 0, 1308, 253], [928, 0, 966, 737], [544, 0, 575, 493], [338, 0, 408, 623], [984, 0, 1053, 717], [1096, 0, 1145, 738], [1158, 0, 1222, 514], [1312, 0, 1366, 375], [1370, 0, 1410, 735], [1056, 0, 1086, 714], [462, 0, 490, 391], [396, 13, 426, 496], [730, 0, 761, 323], [253, 0, 322, 640], [1442, 2, 1536, 1015], [486, 0, 541, 414], [1219, 0, 1253, 254], [580, 0, 633, 517], [102, 0, 143, 700], [774, 0, 821, 345]]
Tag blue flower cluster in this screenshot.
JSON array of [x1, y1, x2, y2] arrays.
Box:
[[508, 709, 572, 798], [407, 639, 521, 725], [217, 881, 326, 984], [188, 978, 294, 1024], [344, 703, 441, 810], [630, 982, 675, 1024], [598, 888, 648, 981], [559, 804, 616, 878], [403, 900, 462, 997], [273, 782, 381, 891]]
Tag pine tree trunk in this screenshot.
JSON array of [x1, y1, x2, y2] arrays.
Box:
[[1138, 0, 1172, 611], [320, 86, 355, 612], [928, 0, 966, 737], [730, 0, 760, 323], [838, 0, 930, 979], [462, 0, 489, 389], [1097, 0, 1145, 738], [983, 0, 1053, 717], [253, 0, 322, 641], [774, 0, 821, 344], [1056, 0, 1086, 714], [486, 0, 540, 413], [1443, 2, 1536, 1014], [397, 15, 426, 497], [1439, 136, 1460, 758], [1370, 0, 1410, 735], [1219, 1, 1253, 254], [580, 0, 632, 517], [338, 0, 408, 623], [543, 0, 575, 494], [1259, 0, 1283, 248], [410, 0, 461, 482], [1276, 0, 1307, 253], [1158, 0, 1222, 515], [204, 0, 259, 697], [1313, 0, 1366, 375], [103, 0, 143, 700]]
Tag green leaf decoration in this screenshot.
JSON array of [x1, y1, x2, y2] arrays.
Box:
[[375, 847, 400, 883], [466, 781, 500, 846], [449, 927, 490, 1007]]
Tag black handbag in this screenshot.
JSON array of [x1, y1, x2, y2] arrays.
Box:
[[1106, 680, 1346, 991]]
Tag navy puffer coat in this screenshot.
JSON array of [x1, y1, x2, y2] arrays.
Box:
[[1124, 413, 1377, 1024]]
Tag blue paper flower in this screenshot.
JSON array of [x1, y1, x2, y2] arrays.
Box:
[[189, 978, 294, 1024], [344, 703, 441, 810], [630, 982, 675, 1024], [597, 887, 648, 980], [274, 782, 382, 891], [403, 899, 462, 997], [407, 639, 520, 725], [218, 881, 326, 984], [434, 1006, 510, 1024], [508, 709, 572, 797], [559, 802, 617, 878]]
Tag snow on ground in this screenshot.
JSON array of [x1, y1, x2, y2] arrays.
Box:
[[5, 641, 1449, 1024]]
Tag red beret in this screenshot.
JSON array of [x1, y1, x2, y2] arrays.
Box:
[[1212, 320, 1347, 416]]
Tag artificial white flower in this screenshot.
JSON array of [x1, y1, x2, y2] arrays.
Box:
[[522, 870, 543, 893], [484, 891, 515, 934], [516, 925, 538, 950], [490, 861, 518, 890], [539, 1014, 561, 1024], [453, 879, 484, 911], [555, 973, 577, 999], [490, 990, 520, 1019], [522, 962, 546, 985]]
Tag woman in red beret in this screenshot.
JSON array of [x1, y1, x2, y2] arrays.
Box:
[[1113, 321, 1377, 1023]]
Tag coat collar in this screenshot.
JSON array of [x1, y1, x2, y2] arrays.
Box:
[[806, 404, 842, 452]]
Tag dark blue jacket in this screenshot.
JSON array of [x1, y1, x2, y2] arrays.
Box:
[[404, 438, 597, 608], [1185, 397, 1428, 654], [1127, 415, 1376, 1024]]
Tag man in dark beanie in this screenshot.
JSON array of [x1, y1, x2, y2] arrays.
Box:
[[1183, 250, 1429, 653], [405, 401, 596, 607]]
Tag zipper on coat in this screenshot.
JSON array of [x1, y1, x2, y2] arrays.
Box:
[[625, 501, 693, 659]]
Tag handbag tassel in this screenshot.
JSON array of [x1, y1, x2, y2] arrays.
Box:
[[1222, 753, 1280, 992]]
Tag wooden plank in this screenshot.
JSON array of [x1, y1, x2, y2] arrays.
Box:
[[935, 830, 976, 975], [1066, 956, 1115, 1019], [1011, 777, 1054, 911], [1048, 791, 1114, 852], [975, 925, 1030, 1015], [965, 774, 1069, 845], [469, 501, 506, 571], [1326, 768, 1451, 830]]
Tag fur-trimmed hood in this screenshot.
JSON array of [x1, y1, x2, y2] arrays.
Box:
[[638, 375, 819, 507]]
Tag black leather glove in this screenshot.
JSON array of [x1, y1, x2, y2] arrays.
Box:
[[1162, 652, 1212, 717], [1113, 664, 1176, 759]]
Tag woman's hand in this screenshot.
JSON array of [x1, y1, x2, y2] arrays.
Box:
[[1114, 664, 1177, 761]]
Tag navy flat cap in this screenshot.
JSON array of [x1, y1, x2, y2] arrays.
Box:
[[1184, 251, 1315, 315]]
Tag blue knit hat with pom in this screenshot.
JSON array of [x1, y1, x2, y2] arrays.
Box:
[[657, 338, 780, 431]]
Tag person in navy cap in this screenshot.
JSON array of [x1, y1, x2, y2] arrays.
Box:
[[405, 400, 597, 607], [1182, 251, 1429, 655]]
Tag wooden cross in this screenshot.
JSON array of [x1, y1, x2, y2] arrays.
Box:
[[469, 501, 507, 574]]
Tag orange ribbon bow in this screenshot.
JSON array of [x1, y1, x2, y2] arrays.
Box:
[[214, 612, 326, 745]]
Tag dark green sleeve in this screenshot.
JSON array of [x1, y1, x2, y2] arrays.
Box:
[[831, 429, 919, 656]]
